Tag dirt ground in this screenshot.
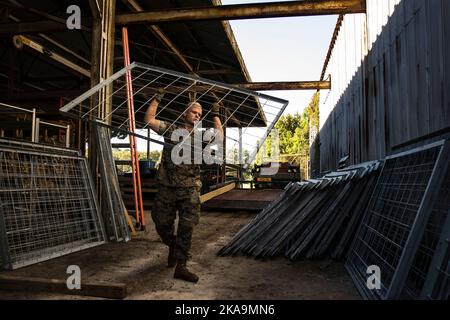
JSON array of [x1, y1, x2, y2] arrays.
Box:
[[0, 211, 359, 300]]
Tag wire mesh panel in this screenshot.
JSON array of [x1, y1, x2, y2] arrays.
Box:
[[401, 159, 450, 299], [0, 139, 105, 270], [422, 224, 450, 299], [60, 62, 288, 168], [346, 140, 448, 299]]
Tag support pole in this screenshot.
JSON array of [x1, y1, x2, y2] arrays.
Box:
[[65, 125, 71, 148], [34, 118, 40, 143], [31, 108, 36, 142]]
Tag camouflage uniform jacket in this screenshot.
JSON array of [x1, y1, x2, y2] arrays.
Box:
[[156, 120, 201, 188]]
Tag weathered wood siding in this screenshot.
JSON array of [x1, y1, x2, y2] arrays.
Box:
[[318, 0, 450, 172]]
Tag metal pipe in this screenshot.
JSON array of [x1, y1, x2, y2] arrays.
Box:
[[0, 102, 34, 113], [34, 117, 40, 143], [31, 108, 36, 142], [65, 125, 71, 148]]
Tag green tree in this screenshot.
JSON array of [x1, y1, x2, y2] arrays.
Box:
[[262, 91, 320, 164]]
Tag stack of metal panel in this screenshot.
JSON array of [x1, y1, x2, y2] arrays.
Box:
[[218, 160, 382, 260], [346, 140, 450, 300], [0, 139, 106, 270], [94, 124, 130, 242]]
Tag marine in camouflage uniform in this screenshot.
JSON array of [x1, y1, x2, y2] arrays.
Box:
[[145, 93, 222, 283], [152, 120, 202, 264]]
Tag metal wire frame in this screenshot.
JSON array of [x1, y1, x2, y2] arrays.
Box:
[[0, 103, 36, 143], [345, 140, 450, 300], [420, 207, 450, 300], [0, 103, 71, 147], [0, 139, 105, 270], [60, 62, 289, 169], [401, 161, 450, 299]]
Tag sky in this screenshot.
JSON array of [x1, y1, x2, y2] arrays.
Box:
[[221, 0, 338, 115]]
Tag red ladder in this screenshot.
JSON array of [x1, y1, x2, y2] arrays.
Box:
[[122, 27, 145, 230]]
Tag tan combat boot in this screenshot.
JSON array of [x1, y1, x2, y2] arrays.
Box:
[[168, 242, 177, 268], [174, 260, 199, 283]]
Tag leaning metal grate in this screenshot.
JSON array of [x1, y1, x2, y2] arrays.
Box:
[[401, 160, 450, 298], [60, 62, 288, 168], [0, 139, 105, 270], [346, 141, 445, 300]]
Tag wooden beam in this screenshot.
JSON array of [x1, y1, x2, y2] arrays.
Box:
[[39, 34, 91, 65], [13, 35, 91, 78], [89, 0, 101, 20], [235, 81, 331, 91], [0, 274, 127, 299], [137, 81, 330, 95], [200, 182, 235, 203], [116, 0, 366, 25], [103, 0, 117, 121]]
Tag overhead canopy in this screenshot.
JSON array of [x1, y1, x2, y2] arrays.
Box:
[[0, 0, 267, 125]]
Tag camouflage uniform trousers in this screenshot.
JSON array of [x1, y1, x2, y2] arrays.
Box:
[[152, 184, 201, 261]]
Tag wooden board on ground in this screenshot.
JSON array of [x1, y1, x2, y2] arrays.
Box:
[[0, 274, 127, 299], [200, 182, 235, 203], [202, 189, 284, 211]]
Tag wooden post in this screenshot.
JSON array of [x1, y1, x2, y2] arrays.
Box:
[[99, 0, 116, 122], [88, 15, 102, 190], [88, 0, 116, 221]]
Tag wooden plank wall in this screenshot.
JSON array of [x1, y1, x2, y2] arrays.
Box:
[[318, 0, 450, 172]]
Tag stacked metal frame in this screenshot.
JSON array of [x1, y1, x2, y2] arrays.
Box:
[[59, 62, 289, 169], [94, 124, 131, 242], [346, 140, 450, 300], [218, 161, 382, 260], [0, 139, 106, 270]]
